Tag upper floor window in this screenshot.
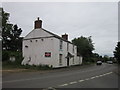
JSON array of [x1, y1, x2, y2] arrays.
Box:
[[67, 43, 69, 51], [25, 45, 28, 48], [30, 40, 32, 42], [73, 45, 74, 53], [60, 40, 63, 50]]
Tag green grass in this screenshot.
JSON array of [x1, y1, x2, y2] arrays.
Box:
[[2, 61, 53, 70]]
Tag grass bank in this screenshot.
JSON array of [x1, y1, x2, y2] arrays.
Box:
[[2, 61, 53, 71]]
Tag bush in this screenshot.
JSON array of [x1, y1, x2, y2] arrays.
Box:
[[2, 51, 9, 61], [2, 51, 24, 69], [2, 51, 23, 63], [2, 51, 52, 70], [22, 64, 53, 70]]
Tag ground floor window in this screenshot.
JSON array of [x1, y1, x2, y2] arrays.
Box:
[[73, 57, 74, 64], [59, 54, 62, 65]]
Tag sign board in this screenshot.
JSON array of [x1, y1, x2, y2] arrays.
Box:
[[45, 52, 51, 57]]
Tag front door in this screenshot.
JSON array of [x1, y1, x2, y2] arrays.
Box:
[[67, 58, 69, 66]]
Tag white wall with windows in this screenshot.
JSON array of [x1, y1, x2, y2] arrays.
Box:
[[22, 28, 82, 68]]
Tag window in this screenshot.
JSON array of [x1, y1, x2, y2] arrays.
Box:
[[73, 57, 74, 64], [60, 40, 63, 50], [25, 45, 28, 48], [41, 38, 44, 41], [45, 52, 51, 57], [67, 43, 69, 51], [73, 45, 74, 53], [59, 54, 62, 65]]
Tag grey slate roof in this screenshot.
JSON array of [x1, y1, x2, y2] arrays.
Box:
[[42, 28, 74, 45], [24, 27, 75, 45]]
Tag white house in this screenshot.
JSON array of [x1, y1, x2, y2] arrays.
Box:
[[22, 17, 82, 68]]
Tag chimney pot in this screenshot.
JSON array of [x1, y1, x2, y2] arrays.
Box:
[[37, 17, 39, 20], [34, 17, 42, 29], [62, 34, 68, 41]]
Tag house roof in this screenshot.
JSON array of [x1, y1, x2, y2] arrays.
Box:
[[42, 28, 74, 45], [24, 28, 75, 45]]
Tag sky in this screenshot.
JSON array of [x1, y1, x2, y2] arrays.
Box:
[[1, 2, 118, 57]]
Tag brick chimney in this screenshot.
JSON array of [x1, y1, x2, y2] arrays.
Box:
[[62, 33, 68, 41], [34, 17, 42, 29]]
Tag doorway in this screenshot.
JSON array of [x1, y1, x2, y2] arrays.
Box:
[[67, 57, 69, 66]]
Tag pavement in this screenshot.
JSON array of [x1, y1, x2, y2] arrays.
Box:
[[2, 63, 119, 89]]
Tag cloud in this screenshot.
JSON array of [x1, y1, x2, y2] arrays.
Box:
[[2, 2, 118, 56]]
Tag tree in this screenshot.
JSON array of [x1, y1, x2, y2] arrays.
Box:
[[2, 9, 23, 61], [114, 42, 120, 64], [103, 55, 109, 62], [2, 9, 22, 51], [72, 36, 94, 62], [8, 24, 22, 51]]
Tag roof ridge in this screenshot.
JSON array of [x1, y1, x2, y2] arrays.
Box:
[[41, 28, 74, 44]]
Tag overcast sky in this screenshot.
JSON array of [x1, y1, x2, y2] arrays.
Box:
[[2, 2, 118, 57]]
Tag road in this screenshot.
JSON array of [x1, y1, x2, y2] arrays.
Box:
[[2, 63, 118, 89]]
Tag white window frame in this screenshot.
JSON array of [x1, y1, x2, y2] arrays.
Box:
[[59, 54, 62, 65], [60, 40, 63, 50]]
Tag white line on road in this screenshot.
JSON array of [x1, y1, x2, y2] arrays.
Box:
[[85, 78, 91, 81], [69, 81, 77, 84], [58, 71, 113, 87], [59, 83, 68, 87], [95, 75, 100, 78], [78, 80, 84, 82], [90, 76, 96, 79]]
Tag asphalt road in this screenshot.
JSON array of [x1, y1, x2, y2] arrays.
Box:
[[2, 63, 118, 89]]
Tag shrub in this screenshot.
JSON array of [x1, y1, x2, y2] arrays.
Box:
[[2, 51, 9, 61], [2, 51, 23, 63], [22, 64, 53, 70]]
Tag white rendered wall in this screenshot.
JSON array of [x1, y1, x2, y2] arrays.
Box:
[[22, 28, 82, 68], [22, 37, 55, 66]]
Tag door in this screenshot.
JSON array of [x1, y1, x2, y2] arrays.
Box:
[[67, 57, 69, 66]]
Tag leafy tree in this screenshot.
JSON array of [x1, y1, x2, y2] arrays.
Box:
[[8, 24, 22, 51], [114, 42, 120, 64], [2, 9, 23, 61], [103, 55, 109, 62], [2, 9, 22, 51], [72, 36, 94, 62], [92, 53, 102, 62]]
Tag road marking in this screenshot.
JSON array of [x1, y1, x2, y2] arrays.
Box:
[[58, 71, 113, 87], [99, 74, 104, 77], [90, 76, 96, 79], [101, 74, 106, 76], [95, 75, 100, 78], [59, 83, 68, 87], [106, 72, 113, 74], [85, 78, 90, 81], [69, 81, 77, 84], [78, 80, 84, 82]]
